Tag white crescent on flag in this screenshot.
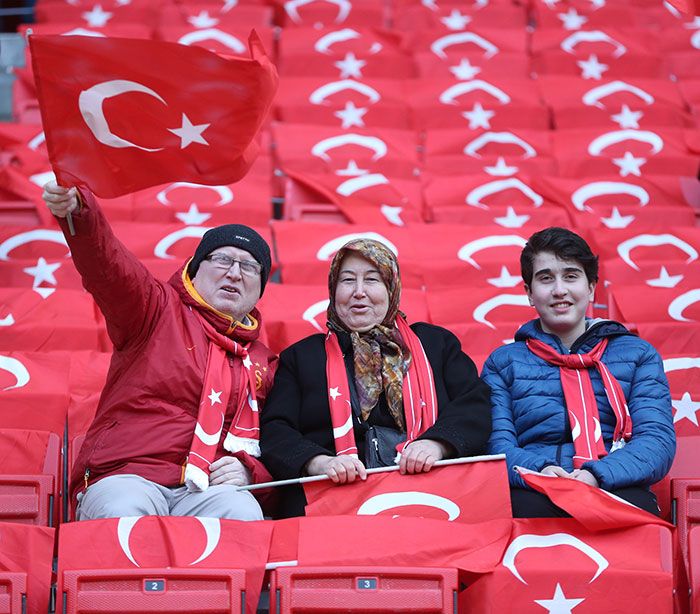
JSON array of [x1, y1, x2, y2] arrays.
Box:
[[157, 183, 234, 206], [582, 81, 654, 109], [430, 32, 499, 59], [439, 80, 511, 105], [0, 230, 70, 261], [316, 233, 397, 260], [571, 181, 649, 211], [0, 355, 30, 391], [309, 80, 381, 105], [311, 134, 387, 162], [153, 227, 210, 259]]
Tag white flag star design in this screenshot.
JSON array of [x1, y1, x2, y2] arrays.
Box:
[[208, 388, 223, 405], [673, 392, 700, 426], [534, 583, 585, 614], [82, 5, 113, 27], [329, 387, 342, 400], [334, 53, 367, 79], [578, 54, 609, 79], [441, 9, 472, 30], [242, 355, 253, 370], [169, 114, 210, 149], [611, 105, 643, 129], [175, 204, 212, 225], [462, 102, 495, 129], [334, 101, 368, 128], [188, 10, 219, 28], [450, 59, 482, 80], [613, 151, 646, 176], [23, 257, 61, 287]]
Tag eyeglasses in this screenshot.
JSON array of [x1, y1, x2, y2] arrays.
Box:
[[205, 254, 262, 276]]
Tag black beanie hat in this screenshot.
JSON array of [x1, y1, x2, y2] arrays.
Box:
[[189, 224, 272, 296]]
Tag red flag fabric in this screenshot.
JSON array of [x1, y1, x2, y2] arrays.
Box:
[[0, 522, 55, 614], [460, 518, 674, 614], [666, 0, 700, 16], [34, 0, 158, 27], [57, 516, 274, 614], [156, 26, 276, 58], [274, 0, 386, 29], [303, 459, 511, 524], [296, 515, 512, 574], [661, 354, 700, 438], [29, 32, 278, 198], [156, 2, 274, 29], [393, 3, 527, 31], [519, 468, 673, 531]]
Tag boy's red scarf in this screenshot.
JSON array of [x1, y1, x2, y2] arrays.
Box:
[[527, 338, 633, 468], [184, 315, 260, 492], [325, 317, 437, 460]]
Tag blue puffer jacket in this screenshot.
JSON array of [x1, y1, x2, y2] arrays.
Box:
[[482, 318, 676, 491]]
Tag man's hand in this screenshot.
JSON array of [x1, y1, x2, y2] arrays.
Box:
[[399, 439, 450, 475], [540, 465, 573, 478], [209, 456, 252, 487], [570, 468, 599, 487], [306, 454, 367, 484], [42, 181, 78, 218]]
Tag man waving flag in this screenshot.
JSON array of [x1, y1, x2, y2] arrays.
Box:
[[29, 31, 278, 198]]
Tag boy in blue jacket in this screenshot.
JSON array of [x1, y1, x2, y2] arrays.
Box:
[[481, 227, 676, 517]]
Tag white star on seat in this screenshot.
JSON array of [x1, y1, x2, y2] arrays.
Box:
[[242, 355, 253, 370], [334, 52, 366, 79], [188, 10, 219, 28], [485, 157, 518, 176], [208, 389, 223, 405], [613, 151, 646, 177], [176, 204, 212, 225], [558, 8, 588, 29], [335, 160, 369, 176], [601, 206, 635, 228], [534, 583, 585, 614], [646, 266, 683, 288], [329, 387, 342, 400], [449, 58, 481, 80], [23, 257, 61, 287], [494, 206, 530, 228], [488, 266, 522, 288], [334, 101, 368, 128], [82, 5, 113, 27], [673, 392, 700, 426], [611, 104, 644, 129], [577, 54, 609, 79], [169, 114, 210, 149], [462, 102, 495, 129], [441, 9, 472, 30]]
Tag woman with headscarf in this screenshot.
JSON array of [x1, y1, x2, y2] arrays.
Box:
[[260, 239, 492, 518]]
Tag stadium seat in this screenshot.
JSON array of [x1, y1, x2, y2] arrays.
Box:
[[269, 566, 458, 614], [62, 568, 246, 614], [0, 429, 60, 527], [689, 526, 700, 614], [0, 573, 26, 614], [673, 479, 700, 574]]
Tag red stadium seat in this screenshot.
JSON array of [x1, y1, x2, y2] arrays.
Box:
[[269, 566, 458, 614], [673, 479, 700, 574], [62, 568, 246, 614], [0, 429, 60, 527], [689, 526, 700, 614], [0, 573, 26, 614]]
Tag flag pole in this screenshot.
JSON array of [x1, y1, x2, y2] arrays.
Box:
[[237, 454, 505, 491]]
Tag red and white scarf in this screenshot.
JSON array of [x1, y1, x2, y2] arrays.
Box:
[[184, 316, 260, 492], [325, 317, 437, 461], [527, 338, 633, 468]]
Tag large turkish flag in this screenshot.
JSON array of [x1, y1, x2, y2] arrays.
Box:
[[29, 32, 278, 198]]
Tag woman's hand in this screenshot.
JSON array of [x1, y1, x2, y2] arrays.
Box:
[[540, 465, 573, 478], [399, 439, 450, 475], [208, 456, 253, 487], [306, 454, 367, 484], [570, 468, 599, 487], [42, 181, 78, 218]]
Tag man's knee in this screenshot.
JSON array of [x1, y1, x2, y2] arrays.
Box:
[[76, 474, 169, 519], [173, 486, 263, 520]]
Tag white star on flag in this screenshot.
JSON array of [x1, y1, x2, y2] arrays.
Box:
[[82, 5, 113, 27], [611, 104, 643, 129], [673, 392, 700, 426], [335, 160, 369, 176], [534, 583, 585, 614], [613, 151, 646, 177], [485, 157, 518, 176], [449, 59, 482, 80], [577, 54, 609, 79], [488, 266, 522, 288], [557, 8, 588, 29], [541, 0, 561, 8], [23, 257, 61, 287], [169, 114, 210, 149], [600, 206, 635, 228], [334, 53, 367, 79], [462, 102, 495, 129], [441, 9, 472, 30], [242, 355, 253, 370], [329, 387, 342, 400], [494, 206, 530, 228], [208, 388, 223, 405], [683, 16, 700, 28], [646, 266, 683, 288], [188, 10, 219, 28], [334, 101, 368, 128], [176, 204, 212, 225]]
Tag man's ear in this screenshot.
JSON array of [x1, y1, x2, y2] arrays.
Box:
[[524, 283, 533, 306], [588, 280, 597, 302]]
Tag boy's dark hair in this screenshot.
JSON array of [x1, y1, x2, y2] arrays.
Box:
[[520, 227, 599, 286]]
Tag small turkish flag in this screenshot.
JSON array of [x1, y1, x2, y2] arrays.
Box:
[[518, 468, 673, 532], [29, 31, 278, 198], [304, 459, 512, 525]]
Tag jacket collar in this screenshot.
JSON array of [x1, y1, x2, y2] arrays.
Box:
[[514, 317, 634, 354]]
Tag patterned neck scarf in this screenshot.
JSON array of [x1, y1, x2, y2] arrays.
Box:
[[326, 239, 410, 428]]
